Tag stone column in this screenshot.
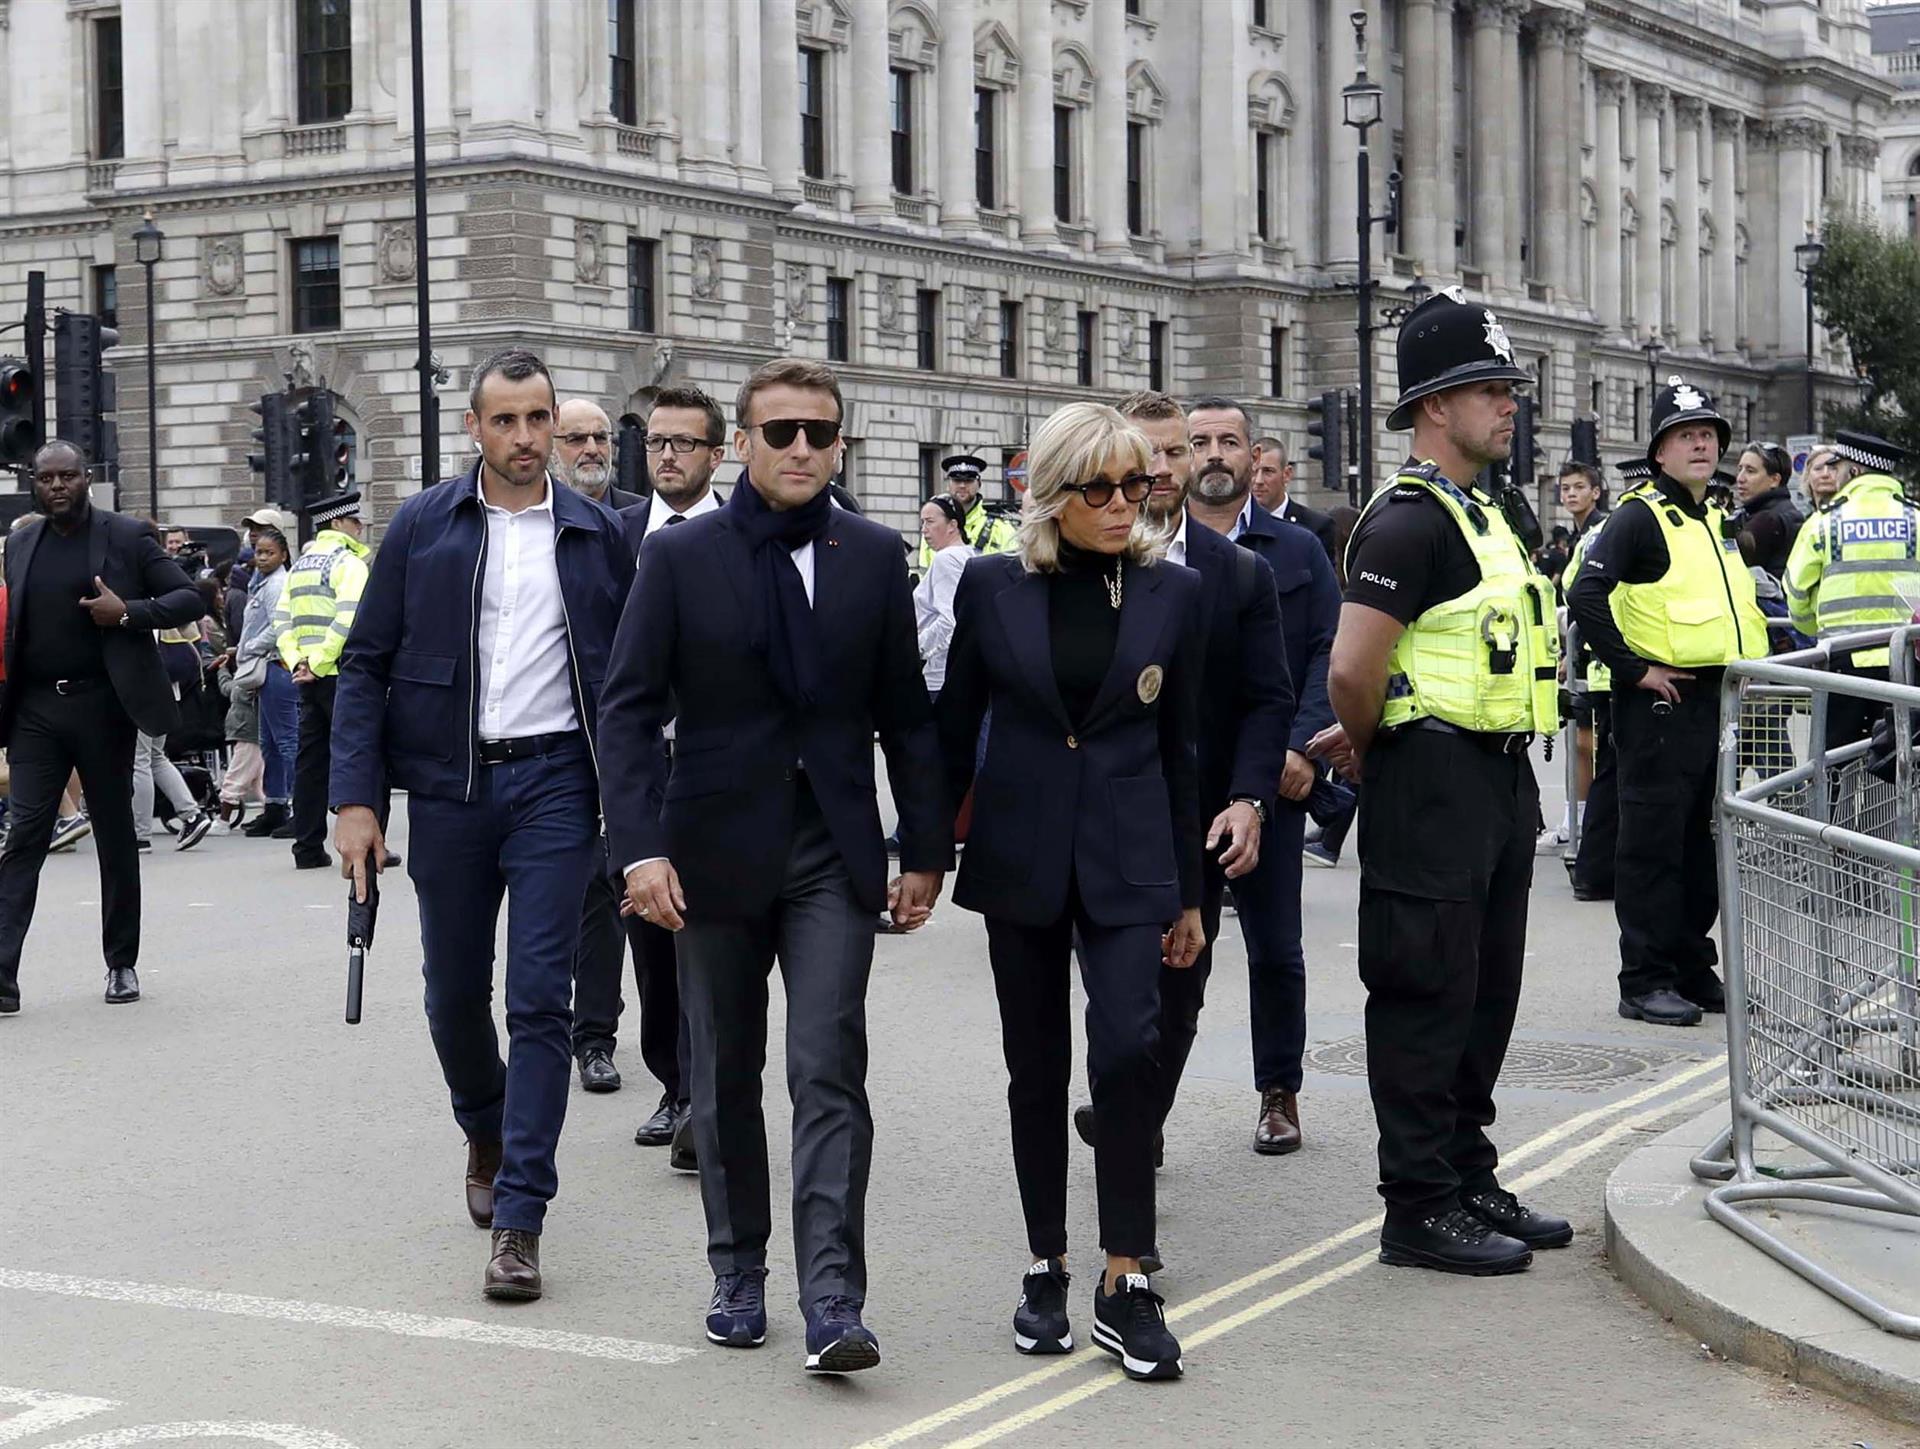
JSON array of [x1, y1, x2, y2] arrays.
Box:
[[851, 0, 892, 215], [1773, 118, 1826, 366], [647, 0, 681, 144], [734, 0, 765, 184], [1402, 0, 1442, 270], [1593, 69, 1625, 331], [761, 0, 800, 198], [938, 0, 978, 232], [1322, 1, 1359, 267], [1533, 9, 1574, 295], [1092, 0, 1131, 255], [120, 0, 166, 175], [1634, 81, 1664, 339], [1710, 108, 1739, 352], [1561, 18, 1587, 299], [1432, 0, 1457, 276], [1017, 0, 1057, 245], [1467, 0, 1506, 284], [1673, 96, 1703, 349], [1501, 0, 1525, 288], [1198, 0, 1245, 258]]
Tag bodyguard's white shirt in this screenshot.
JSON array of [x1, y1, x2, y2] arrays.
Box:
[[477, 478, 578, 741], [1167, 512, 1191, 568], [641, 487, 722, 539]]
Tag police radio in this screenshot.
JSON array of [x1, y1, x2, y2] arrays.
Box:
[[1498, 482, 1544, 555]]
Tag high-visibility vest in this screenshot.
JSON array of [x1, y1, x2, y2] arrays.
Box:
[[918, 500, 1018, 568], [273, 528, 370, 678], [1783, 472, 1920, 669], [1562, 504, 1630, 695], [1610, 486, 1768, 669], [1359, 465, 1560, 735]]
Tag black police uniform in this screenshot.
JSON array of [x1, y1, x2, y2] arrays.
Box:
[[1567, 384, 1754, 1026], [1344, 288, 1572, 1273]]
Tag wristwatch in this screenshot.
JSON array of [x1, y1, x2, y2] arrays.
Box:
[[116, 610, 131, 628], [1230, 794, 1269, 824]]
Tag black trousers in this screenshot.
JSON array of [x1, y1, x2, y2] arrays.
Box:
[[292, 675, 337, 858], [988, 876, 1163, 1261], [571, 835, 690, 1100], [0, 684, 141, 986], [1613, 685, 1723, 999], [1357, 729, 1534, 1217], [1572, 696, 1618, 897]]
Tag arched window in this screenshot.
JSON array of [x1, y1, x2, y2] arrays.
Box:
[[1247, 71, 1297, 250], [1907, 151, 1920, 178]]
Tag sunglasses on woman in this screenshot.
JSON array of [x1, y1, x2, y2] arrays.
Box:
[[749, 418, 842, 449], [1062, 474, 1153, 508]]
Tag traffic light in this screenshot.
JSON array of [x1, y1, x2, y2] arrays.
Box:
[[616, 412, 647, 496], [1569, 416, 1599, 466], [1305, 389, 1345, 498], [0, 357, 39, 468], [289, 387, 322, 507], [53, 312, 119, 475], [305, 388, 350, 500], [1510, 393, 1537, 493], [249, 389, 294, 507]]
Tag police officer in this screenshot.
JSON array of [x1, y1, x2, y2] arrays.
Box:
[[273, 489, 369, 871], [917, 453, 1017, 566], [1308, 288, 1570, 1276], [1568, 380, 1767, 1028], [1784, 430, 1918, 748], [1561, 459, 1651, 901]]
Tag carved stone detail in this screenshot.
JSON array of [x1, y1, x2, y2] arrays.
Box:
[[201, 236, 244, 297], [574, 220, 605, 284], [689, 238, 720, 300], [377, 222, 415, 283]]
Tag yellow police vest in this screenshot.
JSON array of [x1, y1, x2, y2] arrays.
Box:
[[274, 528, 370, 678], [918, 501, 1018, 568], [1361, 467, 1560, 734], [1562, 505, 1628, 695], [1610, 486, 1767, 670], [1783, 472, 1919, 669]]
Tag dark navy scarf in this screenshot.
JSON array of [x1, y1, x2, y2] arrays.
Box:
[[727, 477, 832, 708]]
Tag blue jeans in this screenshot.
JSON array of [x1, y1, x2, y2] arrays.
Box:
[[406, 736, 599, 1233], [258, 664, 298, 804]]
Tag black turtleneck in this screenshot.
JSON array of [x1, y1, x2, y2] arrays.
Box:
[[1049, 542, 1123, 727], [16, 514, 109, 684], [1566, 473, 1724, 685]]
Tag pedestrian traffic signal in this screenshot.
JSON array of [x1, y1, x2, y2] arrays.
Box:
[[1569, 416, 1598, 466], [1305, 389, 1345, 496], [249, 389, 296, 508], [0, 356, 38, 468], [53, 313, 118, 476], [304, 388, 350, 501]]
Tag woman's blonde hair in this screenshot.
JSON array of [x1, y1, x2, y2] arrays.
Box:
[[1017, 402, 1169, 573]]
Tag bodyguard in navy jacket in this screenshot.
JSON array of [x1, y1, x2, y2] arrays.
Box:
[[331, 349, 633, 1303]]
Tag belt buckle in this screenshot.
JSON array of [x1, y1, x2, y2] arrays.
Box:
[[54, 679, 78, 696], [1503, 733, 1531, 756]]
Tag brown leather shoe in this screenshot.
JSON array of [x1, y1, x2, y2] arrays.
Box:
[[1254, 1088, 1302, 1155], [483, 1228, 542, 1301], [465, 1138, 502, 1229]]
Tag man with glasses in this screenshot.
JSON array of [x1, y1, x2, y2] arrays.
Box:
[[599, 357, 949, 1374], [0, 440, 201, 1013], [553, 399, 644, 511], [629, 386, 728, 543]]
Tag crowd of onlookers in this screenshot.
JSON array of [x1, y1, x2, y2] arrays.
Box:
[[0, 505, 304, 857]]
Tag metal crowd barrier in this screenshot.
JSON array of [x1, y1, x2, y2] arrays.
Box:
[[1690, 625, 1920, 1337]]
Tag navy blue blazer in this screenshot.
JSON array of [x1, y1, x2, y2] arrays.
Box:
[[937, 552, 1205, 930], [1237, 499, 1339, 754], [330, 467, 635, 808], [595, 500, 950, 918], [1182, 516, 1296, 815]]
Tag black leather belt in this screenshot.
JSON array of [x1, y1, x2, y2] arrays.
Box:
[[476, 730, 580, 765], [1398, 717, 1534, 755], [50, 677, 106, 696]]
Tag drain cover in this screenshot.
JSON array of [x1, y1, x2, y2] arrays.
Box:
[[1303, 1036, 1699, 1093]]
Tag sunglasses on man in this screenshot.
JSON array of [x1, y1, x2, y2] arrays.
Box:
[[746, 418, 842, 450]]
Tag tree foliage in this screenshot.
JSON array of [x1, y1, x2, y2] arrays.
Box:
[[1808, 210, 1920, 463]]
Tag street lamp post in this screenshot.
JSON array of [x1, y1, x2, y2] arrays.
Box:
[[1342, 9, 1395, 500], [132, 210, 165, 521], [1641, 328, 1663, 425], [1382, 271, 1432, 329], [1794, 229, 1825, 435]]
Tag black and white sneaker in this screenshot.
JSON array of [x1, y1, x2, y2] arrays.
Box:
[[175, 812, 213, 851], [1013, 1258, 1073, 1354], [1091, 1273, 1182, 1381]]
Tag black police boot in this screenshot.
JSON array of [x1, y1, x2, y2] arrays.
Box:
[[1461, 1186, 1573, 1249], [1379, 1207, 1532, 1276], [1618, 989, 1703, 1027], [1678, 974, 1726, 1014]]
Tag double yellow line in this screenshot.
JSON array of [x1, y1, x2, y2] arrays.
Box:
[[851, 1054, 1729, 1449]]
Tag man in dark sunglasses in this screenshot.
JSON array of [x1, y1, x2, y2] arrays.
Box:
[[598, 357, 950, 1375]]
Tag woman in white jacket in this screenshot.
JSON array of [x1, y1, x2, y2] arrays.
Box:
[[913, 494, 972, 700]]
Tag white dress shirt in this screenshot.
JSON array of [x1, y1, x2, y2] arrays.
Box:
[[1231, 495, 1254, 542], [913, 542, 971, 692], [476, 478, 578, 742], [642, 486, 722, 538], [1167, 511, 1191, 568]]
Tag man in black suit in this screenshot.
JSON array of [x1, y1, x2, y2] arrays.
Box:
[[599, 358, 949, 1374], [1253, 436, 1339, 565], [0, 441, 202, 1012]]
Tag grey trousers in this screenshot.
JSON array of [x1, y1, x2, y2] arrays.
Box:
[[675, 783, 876, 1312]]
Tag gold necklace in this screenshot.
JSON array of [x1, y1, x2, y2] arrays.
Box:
[[1106, 557, 1124, 610]]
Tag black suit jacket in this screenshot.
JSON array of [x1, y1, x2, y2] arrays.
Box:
[[937, 553, 1205, 930], [1279, 497, 1340, 565], [1183, 518, 1295, 816], [1, 508, 202, 741], [1238, 500, 1341, 753], [596, 500, 950, 917]]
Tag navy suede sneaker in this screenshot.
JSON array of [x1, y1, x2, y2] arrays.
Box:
[[803, 1295, 880, 1373], [705, 1268, 768, 1348]]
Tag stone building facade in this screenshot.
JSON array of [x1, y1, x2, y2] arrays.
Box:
[[1871, 2, 1920, 241], [0, 0, 1889, 535]]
